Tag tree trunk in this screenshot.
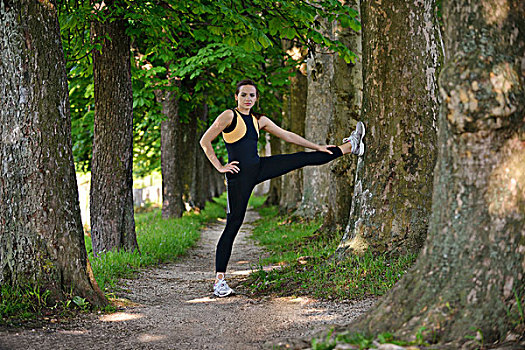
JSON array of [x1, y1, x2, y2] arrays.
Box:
[[353, 0, 525, 346], [90, 1, 138, 255], [0, 0, 106, 306], [191, 102, 210, 209], [264, 92, 284, 207], [322, 0, 363, 234], [339, 0, 441, 256], [179, 117, 196, 206], [297, 19, 335, 217], [280, 43, 308, 213], [156, 88, 184, 219]]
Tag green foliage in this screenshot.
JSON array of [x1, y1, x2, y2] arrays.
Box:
[[505, 288, 525, 334], [245, 206, 417, 300], [514, 289, 525, 326], [0, 284, 94, 325], [310, 329, 429, 349], [247, 194, 267, 209], [0, 285, 36, 322], [72, 296, 90, 311], [58, 0, 360, 176], [26, 285, 50, 312]]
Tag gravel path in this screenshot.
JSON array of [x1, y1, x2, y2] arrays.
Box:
[[0, 210, 375, 350]]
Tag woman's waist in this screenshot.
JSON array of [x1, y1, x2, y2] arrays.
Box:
[[226, 148, 260, 165], [227, 155, 260, 167], [225, 157, 260, 180]]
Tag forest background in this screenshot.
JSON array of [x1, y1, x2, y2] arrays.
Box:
[[0, 0, 523, 348]]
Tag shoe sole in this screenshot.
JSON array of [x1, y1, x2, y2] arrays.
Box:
[[356, 122, 365, 156]]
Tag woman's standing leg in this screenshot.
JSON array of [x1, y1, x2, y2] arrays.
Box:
[[215, 177, 252, 274], [214, 165, 257, 297]]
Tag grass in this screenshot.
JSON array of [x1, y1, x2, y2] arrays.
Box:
[[0, 194, 229, 325], [244, 205, 417, 301], [309, 328, 429, 350], [86, 195, 227, 293]]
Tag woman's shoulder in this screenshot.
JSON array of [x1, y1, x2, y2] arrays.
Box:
[[257, 114, 271, 126], [218, 109, 235, 121], [215, 109, 235, 131]]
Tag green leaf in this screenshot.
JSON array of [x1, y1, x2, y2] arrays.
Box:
[[217, 61, 231, 74], [349, 18, 361, 32], [242, 38, 254, 52], [283, 27, 298, 40], [310, 31, 324, 44], [223, 35, 237, 47], [190, 69, 202, 80], [209, 26, 223, 36], [268, 17, 281, 36], [258, 33, 272, 49]]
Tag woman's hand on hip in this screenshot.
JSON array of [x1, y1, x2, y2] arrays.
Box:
[[218, 161, 240, 174]]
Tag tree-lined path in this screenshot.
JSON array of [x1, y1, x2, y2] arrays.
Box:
[[2, 1, 523, 348], [0, 211, 374, 350]]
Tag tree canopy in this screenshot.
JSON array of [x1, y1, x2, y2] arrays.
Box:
[[58, 0, 360, 176]]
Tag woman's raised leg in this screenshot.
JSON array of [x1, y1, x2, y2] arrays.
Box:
[[255, 146, 343, 184]]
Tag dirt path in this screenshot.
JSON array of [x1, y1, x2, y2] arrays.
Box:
[[0, 210, 375, 350]]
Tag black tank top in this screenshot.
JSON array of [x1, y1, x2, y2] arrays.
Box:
[[222, 109, 260, 166]]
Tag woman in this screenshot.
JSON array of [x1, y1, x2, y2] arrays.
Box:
[[199, 79, 365, 297]]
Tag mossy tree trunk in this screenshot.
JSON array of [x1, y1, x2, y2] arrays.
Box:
[[339, 0, 441, 255], [353, 0, 525, 346], [0, 0, 106, 306], [90, 0, 138, 255], [323, 0, 363, 233], [156, 86, 184, 219]]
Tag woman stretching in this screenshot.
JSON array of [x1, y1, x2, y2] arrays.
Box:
[[200, 79, 365, 297]]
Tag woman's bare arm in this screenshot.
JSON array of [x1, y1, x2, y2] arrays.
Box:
[[258, 116, 334, 153], [199, 110, 240, 174]]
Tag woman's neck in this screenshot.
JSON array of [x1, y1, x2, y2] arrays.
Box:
[[236, 106, 251, 115]]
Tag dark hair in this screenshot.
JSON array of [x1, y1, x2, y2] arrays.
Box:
[[235, 79, 263, 119]]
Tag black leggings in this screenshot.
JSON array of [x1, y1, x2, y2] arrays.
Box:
[[216, 146, 343, 272]]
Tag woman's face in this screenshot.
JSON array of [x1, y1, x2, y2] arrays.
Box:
[[235, 85, 257, 110]]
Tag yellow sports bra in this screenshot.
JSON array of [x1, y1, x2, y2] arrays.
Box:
[[222, 109, 259, 144]]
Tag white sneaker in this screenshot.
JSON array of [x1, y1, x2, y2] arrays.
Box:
[[213, 279, 233, 297], [343, 121, 366, 156]]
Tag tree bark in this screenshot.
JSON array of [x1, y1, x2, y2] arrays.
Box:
[[190, 102, 210, 209], [322, 0, 363, 234], [297, 19, 335, 217], [90, 1, 138, 255], [156, 88, 184, 219], [0, 0, 106, 306], [279, 43, 308, 213], [179, 118, 196, 206], [339, 0, 441, 256], [353, 0, 525, 346]]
